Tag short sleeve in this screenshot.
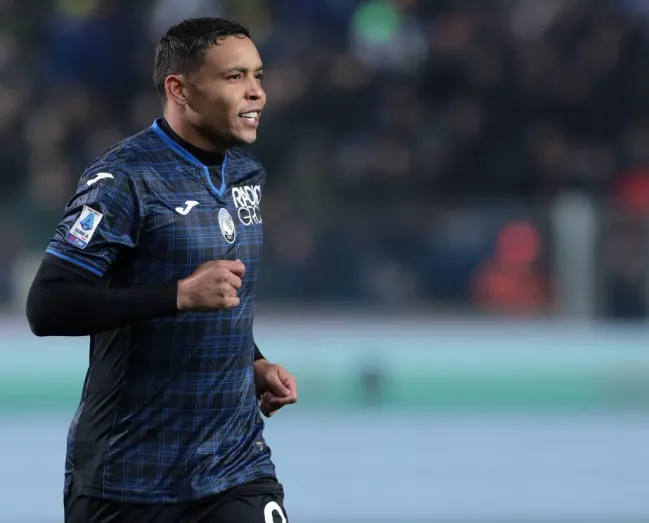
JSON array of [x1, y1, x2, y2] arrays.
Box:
[[46, 166, 141, 278]]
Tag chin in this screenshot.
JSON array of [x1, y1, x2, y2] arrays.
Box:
[[233, 131, 258, 146]]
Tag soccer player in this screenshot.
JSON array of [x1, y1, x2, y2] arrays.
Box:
[[26, 18, 297, 523]]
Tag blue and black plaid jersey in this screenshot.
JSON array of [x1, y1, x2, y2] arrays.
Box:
[[46, 119, 275, 503]]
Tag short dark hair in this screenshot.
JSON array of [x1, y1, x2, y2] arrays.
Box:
[[153, 18, 250, 100]]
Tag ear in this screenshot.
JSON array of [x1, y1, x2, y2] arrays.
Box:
[[165, 75, 187, 108]]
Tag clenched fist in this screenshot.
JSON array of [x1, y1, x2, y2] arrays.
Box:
[[177, 260, 246, 311]]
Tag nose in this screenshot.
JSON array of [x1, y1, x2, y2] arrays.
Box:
[[246, 77, 264, 101]]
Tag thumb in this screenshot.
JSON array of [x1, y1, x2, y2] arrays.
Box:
[[228, 259, 245, 278]]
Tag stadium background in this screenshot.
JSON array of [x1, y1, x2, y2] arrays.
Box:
[[1, 0, 649, 521]]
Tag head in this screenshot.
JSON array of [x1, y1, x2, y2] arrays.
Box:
[[154, 18, 266, 150]]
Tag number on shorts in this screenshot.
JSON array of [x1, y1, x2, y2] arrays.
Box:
[[264, 501, 287, 523]]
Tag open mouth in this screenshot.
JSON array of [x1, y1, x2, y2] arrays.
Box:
[[239, 111, 261, 125]]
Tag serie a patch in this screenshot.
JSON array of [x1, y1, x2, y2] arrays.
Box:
[[66, 205, 104, 249]]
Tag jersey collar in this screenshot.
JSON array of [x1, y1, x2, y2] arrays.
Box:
[[150, 119, 227, 197]]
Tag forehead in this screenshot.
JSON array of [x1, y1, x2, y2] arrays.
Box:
[[201, 36, 262, 71]]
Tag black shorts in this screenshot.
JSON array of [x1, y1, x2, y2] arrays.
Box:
[[64, 477, 288, 523]]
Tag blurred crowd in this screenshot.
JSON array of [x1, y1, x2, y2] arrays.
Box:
[[2, 0, 649, 317]]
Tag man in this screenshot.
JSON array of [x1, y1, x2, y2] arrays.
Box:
[[26, 18, 296, 523]]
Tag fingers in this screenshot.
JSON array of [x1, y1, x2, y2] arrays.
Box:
[[280, 372, 298, 400], [218, 259, 245, 278], [260, 392, 283, 417], [269, 375, 291, 397], [223, 296, 241, 308], [213, 261, 245, 309], [260, 389, 295, 418], [260, 402, 275, 418], [261, 367, 298, 404], [181, 259, 246, 311], [265, 389, 297, 407], [275, 371, 298, 403], [221, 270, 242, 308], [259, 370, 298, 417], [223, 270, 243, 290], [232, 259, 246, 278], [269, 394, 296, 406]]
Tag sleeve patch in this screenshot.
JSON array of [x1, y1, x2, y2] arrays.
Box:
[[65, 205, 104, 249]]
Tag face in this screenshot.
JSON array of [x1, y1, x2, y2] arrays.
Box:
[[182, 36, 266, 148]]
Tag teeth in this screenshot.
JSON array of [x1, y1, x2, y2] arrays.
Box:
[[240, 111, 259, 118]]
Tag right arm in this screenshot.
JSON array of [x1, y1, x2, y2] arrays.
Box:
[[26, 254, 178, 336], [26, 165, 244, 336], [26, 165, 177, 336]]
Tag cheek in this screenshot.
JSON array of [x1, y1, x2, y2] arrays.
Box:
[[189, 86, 242, 129], [211, 96, 240, 124], [193, 89, 228, 115]]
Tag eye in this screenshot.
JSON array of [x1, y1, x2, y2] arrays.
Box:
[[255, 72, 264, 81], [227, 73, 243, 81]]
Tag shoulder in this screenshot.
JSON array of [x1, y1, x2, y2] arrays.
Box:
[[80, 128, 164, 186]]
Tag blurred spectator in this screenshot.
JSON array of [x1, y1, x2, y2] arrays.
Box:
[[601, 217, 647, 319], [2, 0, 649, 318], [473, 221, 551, 314]]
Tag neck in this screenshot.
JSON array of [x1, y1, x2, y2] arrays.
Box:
[[163, 110, 228, 154]]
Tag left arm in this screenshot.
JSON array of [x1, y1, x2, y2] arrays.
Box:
[[251, 164, 297, 415], [253, 343, 298, 417]]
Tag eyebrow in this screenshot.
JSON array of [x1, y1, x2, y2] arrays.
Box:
[[222, 65, 264, 74]]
